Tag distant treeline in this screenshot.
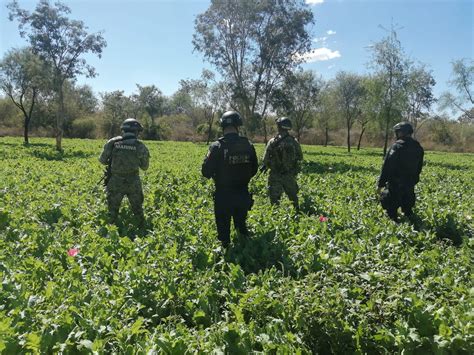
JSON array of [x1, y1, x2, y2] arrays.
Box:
[[1, 0, 472, 152], [0, 86, 472, 152]]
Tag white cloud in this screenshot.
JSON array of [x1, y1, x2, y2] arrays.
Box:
[[295, 47, 341, 63], [313, 36, 328, 43], [305, 0, 324, 5], [326, 30, 336, 35]]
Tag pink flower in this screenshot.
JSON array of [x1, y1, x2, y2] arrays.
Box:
[[67, 248, 79, 257], [319, 215, 328, 222]]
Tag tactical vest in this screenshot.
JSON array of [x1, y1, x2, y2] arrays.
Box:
[[215, 136, 254, 188], [110, 138, 141, 175], [392, 138, 423, 185], [270, 135, 298, 173]]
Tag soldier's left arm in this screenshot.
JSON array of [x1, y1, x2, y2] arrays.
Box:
[[417, 146, 424, 176], [138, 143, 150, 171], [250, 143, 258, 177], [295, 139, 303, 161]]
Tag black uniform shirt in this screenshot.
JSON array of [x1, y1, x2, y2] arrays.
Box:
[[378, 137, 424, 188], [202, 132, 258, 190]]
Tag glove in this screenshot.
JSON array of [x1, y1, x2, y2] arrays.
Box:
[[376, 187, 384, 200]]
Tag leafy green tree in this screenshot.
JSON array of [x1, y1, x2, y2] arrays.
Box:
[[8, 0, 106, 150], [0, 47, 47, 144], [193, 0, 314, 140], [271, 70, 322, 141], [135, 84, 165, 122], [101, 90, 131, 137], [179, 70, 228, 143], [439, 59, 473, 122], [368, 27, 408, 155], [315, 84, 336, 147], [333, 71, 366, 152], [62, 83, 98, 137], [403, 63, 436, 135]]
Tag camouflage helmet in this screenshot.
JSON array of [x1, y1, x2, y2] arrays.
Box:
[[219, 111, 243, 128], [393, 122, 413, 135], [121, 118, 143, 132], [276, 117, 292, 130]]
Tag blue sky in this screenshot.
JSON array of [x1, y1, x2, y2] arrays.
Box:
[[1, 0, 472, 101]]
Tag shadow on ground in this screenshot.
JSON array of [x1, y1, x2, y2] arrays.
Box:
[[302, 161, 379, 174], [225, 230, 296, 276]]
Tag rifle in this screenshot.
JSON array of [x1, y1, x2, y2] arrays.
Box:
[[97, 158, 112, 187]]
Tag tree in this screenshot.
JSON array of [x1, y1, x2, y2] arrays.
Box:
[[193, 0, 314, 140], [271, 70, 322, 141], [179, 70, 225, 144], [8, 0, 106, 151], [369, 27, 408, 155], [101, 91, 131, 137], [0, 47, 46, 144], [403, 63, 436, 135], [135, 84, 165, 122], [315, 84, 336, 147], [439, 59, 473, 122], [361, 75, 386, 150], [333, 71, 366, 152]]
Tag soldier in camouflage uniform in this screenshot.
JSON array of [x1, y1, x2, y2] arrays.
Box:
[[99, 118, 150, 225], [378, 122, 424, 222], [202, 111, 258, 248], [262, 117, 303, 209]]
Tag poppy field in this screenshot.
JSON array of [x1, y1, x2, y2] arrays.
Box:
[[0, 137, 472, 353]]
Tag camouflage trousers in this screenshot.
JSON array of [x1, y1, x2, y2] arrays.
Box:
[[268, 172, 299, 209], [106, 174, 144, 222]]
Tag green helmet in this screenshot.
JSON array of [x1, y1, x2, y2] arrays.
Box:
[[219, 111, 243, 128], [121, 118, 143, 132], [276, 117, 292, 130], [393, 122, 413, 135]]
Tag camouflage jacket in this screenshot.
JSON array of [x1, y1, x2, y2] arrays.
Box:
[[263, 133, 303, 175], [99, 132, 150, 176]]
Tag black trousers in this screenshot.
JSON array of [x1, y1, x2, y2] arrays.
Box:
[[214, 188, 253, 244], [381, 183, 416, 219]]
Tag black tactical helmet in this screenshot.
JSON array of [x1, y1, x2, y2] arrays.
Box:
[[121, 118, 143, 132], [393, 122, 413, 135], [219, 111, 243, 128], [276, 117, 292, 130]]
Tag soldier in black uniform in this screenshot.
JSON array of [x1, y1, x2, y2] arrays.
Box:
[[202, 111, 258, 248], [377, 122, 424, 222]]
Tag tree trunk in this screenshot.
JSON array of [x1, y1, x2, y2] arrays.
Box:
[[24, 88, 37, 146], [357, 126, 366, 150], [346, 120, 351, 152], [383, 118, 390, 156], [56, 81, 64, 151], [206, 114, 214, 145], [324, 126, 329, 147], [24, 117, 30, 145], [262, 119, 268, 144]]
